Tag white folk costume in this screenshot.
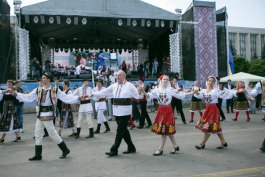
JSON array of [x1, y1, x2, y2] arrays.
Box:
[[16, 85, 80, 160], [59, 89, 75, 133], [194, 85, 232, 134], [92, 80, 138, 156], [0, 91, 20, 142], [73, 85, 94, 138], [148, 84, 185, 135], [92, 86, 110, 133]]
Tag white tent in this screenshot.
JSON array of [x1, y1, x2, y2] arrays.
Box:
[[220, 72, 265, 86]]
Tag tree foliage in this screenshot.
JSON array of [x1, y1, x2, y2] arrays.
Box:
[[233, 56, 249, 73], [233, 56, 265, 77]]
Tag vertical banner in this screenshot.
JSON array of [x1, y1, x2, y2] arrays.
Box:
[[169, 33, 181, 74], [194, 5, 218, 86]]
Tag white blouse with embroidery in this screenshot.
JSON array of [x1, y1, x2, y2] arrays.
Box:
[[148, 87, 186, 105], [194, 88, 233, 104]]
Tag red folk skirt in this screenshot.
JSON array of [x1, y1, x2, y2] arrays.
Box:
[[151, 105, 176, 135], [195, 104, 222, 134]]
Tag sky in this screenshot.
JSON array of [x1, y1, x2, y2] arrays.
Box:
[[5, 0, 265, 28]]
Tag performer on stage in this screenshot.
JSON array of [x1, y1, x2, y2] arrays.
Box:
[[91, 70, 138, 157], [189, 81, 204, 123], [171, 76, 187, 124], [232, 81, 251, 122], [92, 79, 110, 134], [9, 73, 83, 160], [58, 80, 76, 137], [143, 75, 185, 156], [0, 80, 21, 143], [194, 76, 229, 150], [73, 78, 94, 139], [136, 77, 152, 129]]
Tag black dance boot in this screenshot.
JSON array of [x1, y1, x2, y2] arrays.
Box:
[[43, 128, 49, 137], [94, 124, 101, 134], [58, 141, 70, 159], [103, 122, 110, 133], [86, 128, 94, 138], [29, 145, 42, 161], [75, 128, 81, 139]]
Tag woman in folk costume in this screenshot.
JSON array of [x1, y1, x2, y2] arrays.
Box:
[[58, 80, 76, 137], [194, 76, 230, 149], [92, 79, 111, 134], [232, 81, 251, 122], [189, 81, 204, 123], [0, 80, 21, 143], [142, 75, 186, 156]]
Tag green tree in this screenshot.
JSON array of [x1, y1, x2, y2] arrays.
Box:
[[233, 56, 249, 73], [248, 59, 265, 77]]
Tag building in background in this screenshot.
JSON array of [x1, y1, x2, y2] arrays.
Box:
[[229, 26, 265, 60]]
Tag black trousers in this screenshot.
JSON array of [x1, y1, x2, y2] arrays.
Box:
[[139, 101, 152, 127], [110, 115, 135, 153], [132, 101, 140, 121], [256, 94, 262, 109], [226, 98, 234, 113], [171, 98, 186, 123], [216, 98, 226, 120]]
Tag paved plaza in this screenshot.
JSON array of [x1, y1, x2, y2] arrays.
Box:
[[0, 109, 265, 177]]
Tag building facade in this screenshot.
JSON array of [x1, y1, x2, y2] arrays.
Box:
[[229, 26, 265, 60]]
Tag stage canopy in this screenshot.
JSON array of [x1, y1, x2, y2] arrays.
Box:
[[21, 0, 181, 49]]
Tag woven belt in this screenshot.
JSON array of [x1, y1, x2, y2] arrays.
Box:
[[96, 98, 106, 102], [40, 106, 53, 112], [111, 98, 131, 106], [80, 100, 91, 104]]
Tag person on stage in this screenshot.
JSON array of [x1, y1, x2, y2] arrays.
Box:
[[194, 76, 229, 150], [73, 78, 94, 139], [9, 73, 83, 160], [90, 70, 138, 157], [225, 79, 235, 113], [92, 79, 111, 134], [142, 74, 185, 156], [0, 80, 21, 143], [232, 81, 251, 122], [58, 80, 76, 137], [189, 81, 204, 123]]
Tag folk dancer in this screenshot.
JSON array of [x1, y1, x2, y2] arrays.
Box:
[[58, 80, 76, 137], [135, 77, 152, 129], [73, 78, 94, 139], [189, 81, 204, 123], [91, 70, 138, 157], [9, 73, 84, 160], [143, 75, 186, 156], [194, 76, 232, 150], [232, 81, 251, 122], [92, 79, 111, 134], [0, 80, 21, 143], [171, 76, 187, 124]]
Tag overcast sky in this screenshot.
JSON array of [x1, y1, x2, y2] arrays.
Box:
[[6, 0, 265, 28]]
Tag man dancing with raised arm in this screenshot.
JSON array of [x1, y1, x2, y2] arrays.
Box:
[[9, 73, 84, 161]]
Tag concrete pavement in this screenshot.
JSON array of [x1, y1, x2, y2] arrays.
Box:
[[0, 109, 265, 177]]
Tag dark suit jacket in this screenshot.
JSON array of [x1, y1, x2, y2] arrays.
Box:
[[224, 83, 235, 90]]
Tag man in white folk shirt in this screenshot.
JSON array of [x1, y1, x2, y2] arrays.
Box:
[[90, 70, 139, 157], [9, 73, 86, 161], [73, 78, 94, 139]]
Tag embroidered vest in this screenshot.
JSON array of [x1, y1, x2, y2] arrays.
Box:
[[36, 87, 58, 117]]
